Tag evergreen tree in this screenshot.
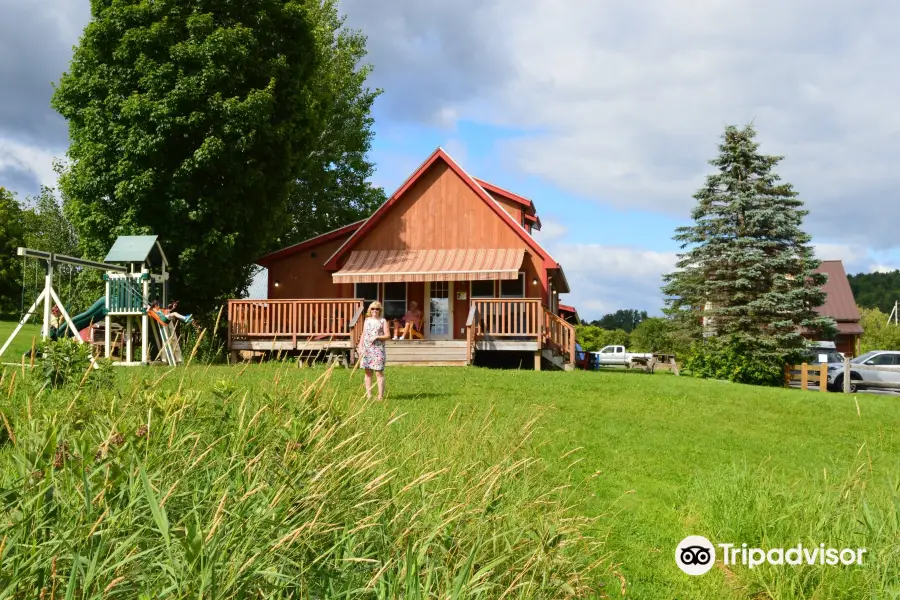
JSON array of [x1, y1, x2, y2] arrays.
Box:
[[662, 124, 835, 372]]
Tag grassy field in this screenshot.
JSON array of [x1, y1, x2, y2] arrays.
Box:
[[0, 320, 42, 360], [1, 355, 898, 598]]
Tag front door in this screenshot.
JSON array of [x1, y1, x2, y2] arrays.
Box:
[[453, 285, 470, 340], [427, 281, 452, 340]]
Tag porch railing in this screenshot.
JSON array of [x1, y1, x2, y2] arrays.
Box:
[[467, 299, 576, 366], [228, 299, 365, 348], [543, 309, 576, 365], [472, 299, 542, 337]]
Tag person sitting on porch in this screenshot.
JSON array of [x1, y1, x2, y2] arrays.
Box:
[[392, 301, 422, 340]]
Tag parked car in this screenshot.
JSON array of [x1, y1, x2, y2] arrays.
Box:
[[827, 350, 900, 392], [593, 345, 654, 368]]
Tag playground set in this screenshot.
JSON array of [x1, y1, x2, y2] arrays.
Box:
[[0, 236, 185, 367]]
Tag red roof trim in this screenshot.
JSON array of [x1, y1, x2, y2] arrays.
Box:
[[325, 148, 556, 270], [524, 214, 538, 223], [558, 304, 577, 312], [474, 178, 535, 213], [256, 220, 365, 266]]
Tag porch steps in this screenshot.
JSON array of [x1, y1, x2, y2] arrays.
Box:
[[385, 340, 468, 367]]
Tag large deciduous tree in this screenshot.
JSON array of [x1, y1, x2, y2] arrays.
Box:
[[0, 187, 25, 316], [277, 0, 385, 248], [661, 124, 835, 378], [52, 0, 382, 314]]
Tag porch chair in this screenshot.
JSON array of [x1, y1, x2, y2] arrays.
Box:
[[396, 315, 424, 340]]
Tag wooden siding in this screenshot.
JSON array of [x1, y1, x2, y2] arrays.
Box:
[[835, 334, 860, 357], [487, 192, 523, 225], [350, 161, 549, 303], [268, 235, 352, 299]]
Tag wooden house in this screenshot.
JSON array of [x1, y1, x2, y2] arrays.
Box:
[[810, 260, 863, 356], [228, 148, 577, 369]]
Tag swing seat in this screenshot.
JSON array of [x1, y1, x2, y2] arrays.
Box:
[[148, 309, 170, 325]]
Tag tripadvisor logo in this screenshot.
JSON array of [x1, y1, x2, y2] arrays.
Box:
[[675, 536, 867, 575]]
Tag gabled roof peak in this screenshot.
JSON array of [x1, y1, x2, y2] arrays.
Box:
[[323, 147, 561, 271]]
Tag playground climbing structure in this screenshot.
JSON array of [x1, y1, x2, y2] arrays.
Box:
[[0, 235, 182, 366]]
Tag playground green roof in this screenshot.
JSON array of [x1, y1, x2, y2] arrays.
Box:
[[104, 236, 167, 267]]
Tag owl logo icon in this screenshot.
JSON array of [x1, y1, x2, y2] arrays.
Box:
[[675, 536, 716, 575]]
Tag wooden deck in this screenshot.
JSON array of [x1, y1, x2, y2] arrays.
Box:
[[227, 298, 576, 369]]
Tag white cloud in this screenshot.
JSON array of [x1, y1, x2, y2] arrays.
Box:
[[0, 137, 61, 189], [870, 264, 899, 274], [547, 243, 678, 319], [533, 217, 567, 243], [345, 0, 900, 250]]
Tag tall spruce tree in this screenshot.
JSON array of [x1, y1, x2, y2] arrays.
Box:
[[662, 124, 836, 367]]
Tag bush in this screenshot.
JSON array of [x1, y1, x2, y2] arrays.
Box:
[[35, 337, 115, 390], [683, 335, 786, 386]]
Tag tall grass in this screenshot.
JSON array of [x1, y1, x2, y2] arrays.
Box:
[[0, 359, 607, 597], [683, 460, 900, 599]]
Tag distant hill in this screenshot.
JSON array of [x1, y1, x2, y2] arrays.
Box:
[[847, 270, 900, 314]]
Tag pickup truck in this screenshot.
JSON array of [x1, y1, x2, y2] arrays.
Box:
[[593, 345, 654, 368]]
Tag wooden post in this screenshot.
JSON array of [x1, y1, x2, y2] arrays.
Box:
[[534, 350, 541, 371], [819, 362, 826, 392], [141, 268, 150, 364], [42, 258, 54, 340], [800, 362, 808, 390], [126, 316, 133, 363], [843, 356, 851, 394], [104, 277, 112, 359]]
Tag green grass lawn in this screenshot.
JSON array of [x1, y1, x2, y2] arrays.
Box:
[[2, 358, 898, 598], [0, 319, 42, 360]]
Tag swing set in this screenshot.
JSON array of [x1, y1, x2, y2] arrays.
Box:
[[0, 236, 184, 367]]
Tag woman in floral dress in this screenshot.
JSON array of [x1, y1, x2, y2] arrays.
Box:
[[358, 301, 391, 400]]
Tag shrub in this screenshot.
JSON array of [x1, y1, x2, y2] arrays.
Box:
[[683, 335, 786, 386], [35, 337, 115, 390]]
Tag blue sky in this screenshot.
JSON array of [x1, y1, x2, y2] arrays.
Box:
[[3, 0, 900, 320]]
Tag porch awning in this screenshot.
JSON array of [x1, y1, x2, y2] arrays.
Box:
[[332, 249, 525, 284]]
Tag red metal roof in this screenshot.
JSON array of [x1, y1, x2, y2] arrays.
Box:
[[255, 220, 365, 266], [473, 178, 535, 212], [813, 260, 862, 323]]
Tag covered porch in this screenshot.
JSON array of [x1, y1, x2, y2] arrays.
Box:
[[227, 295, 575, 369], [228, 247, 575, 368]]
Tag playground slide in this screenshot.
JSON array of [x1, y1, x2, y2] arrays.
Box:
[[52, 297, 107, 339]]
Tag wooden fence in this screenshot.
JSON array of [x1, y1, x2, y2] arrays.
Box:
[[787, 356, 900, 393], [785, 362, 828, 392]]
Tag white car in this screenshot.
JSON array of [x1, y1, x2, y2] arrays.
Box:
[[593, 345, 654, 368], [828, 350, 900, 392]]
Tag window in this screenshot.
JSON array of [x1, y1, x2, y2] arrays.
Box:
[[383, 283, 407, 320], [500, 273, 525, 298], [470, 280, 495, 298], [355, 283, 379, 312], [866, 353, 898, 366]]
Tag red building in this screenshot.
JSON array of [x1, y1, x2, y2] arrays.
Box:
[[228, 147, 578, 369]]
